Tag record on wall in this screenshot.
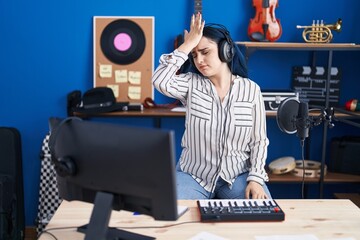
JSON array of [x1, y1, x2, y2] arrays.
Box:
[[100, 19, 146, 65], [94, 17, 154, 103]]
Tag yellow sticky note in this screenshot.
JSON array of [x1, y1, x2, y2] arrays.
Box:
[[128, 71, 141, 84], [115, 70, 128, 83], [99, 64, 112, 78], [128, 86, 141, 100], [107, 85, 119, 98]]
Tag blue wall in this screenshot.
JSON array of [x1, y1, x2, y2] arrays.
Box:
[[1, 0, 360, 226]]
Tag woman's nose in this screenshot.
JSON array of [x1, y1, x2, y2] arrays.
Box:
[[196, 55, 203, 64]]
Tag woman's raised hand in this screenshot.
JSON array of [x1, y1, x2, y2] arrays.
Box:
[[178, 12, 205, 54]]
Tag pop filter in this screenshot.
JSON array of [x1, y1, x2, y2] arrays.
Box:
[[276, 97, 300, 134]]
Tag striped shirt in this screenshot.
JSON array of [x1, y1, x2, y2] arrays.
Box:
[[152, 49, 269, 192]]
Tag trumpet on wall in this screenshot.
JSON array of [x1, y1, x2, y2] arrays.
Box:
[[296, 18, 342, 43]]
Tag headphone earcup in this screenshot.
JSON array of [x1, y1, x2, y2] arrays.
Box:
[[218, 40, 234, 63], [54, 157, 77, 177]]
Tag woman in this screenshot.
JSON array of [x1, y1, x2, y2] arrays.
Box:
[[152, 13, 271, 199]]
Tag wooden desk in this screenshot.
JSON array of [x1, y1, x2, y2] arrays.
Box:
[[39, 199, 360, 240], [74, 108, 360, 129], [74, 108, 185, 118], [74, 108, 185, 128]]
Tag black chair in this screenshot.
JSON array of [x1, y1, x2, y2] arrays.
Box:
[[0, 127, 25, 240]]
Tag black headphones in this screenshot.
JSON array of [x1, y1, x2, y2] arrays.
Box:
[[49, 117, 82, 177], [188, 24, 235, 68], [209, 24, 235, 63]]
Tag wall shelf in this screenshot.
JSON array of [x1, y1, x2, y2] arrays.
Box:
[[236, 42, 360, 58], [268, 171, 360, 183]]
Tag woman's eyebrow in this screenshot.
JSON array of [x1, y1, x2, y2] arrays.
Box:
[[192, 47, 209, 54]]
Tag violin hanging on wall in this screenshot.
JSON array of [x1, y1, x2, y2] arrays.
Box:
[[248, 0, 282, 42]]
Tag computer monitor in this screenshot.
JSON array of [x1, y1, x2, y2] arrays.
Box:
[[48, 117, 179, 240]]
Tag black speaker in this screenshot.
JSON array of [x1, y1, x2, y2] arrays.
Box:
[[330, 136, 360, 175], [0, 127, 24, 240]]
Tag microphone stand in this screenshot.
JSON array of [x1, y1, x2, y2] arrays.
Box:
[[307, 106, 336, 199], [332, 107, 360, 128]]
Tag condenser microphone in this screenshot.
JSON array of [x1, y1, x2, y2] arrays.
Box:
[[296, 102, 309, 141]]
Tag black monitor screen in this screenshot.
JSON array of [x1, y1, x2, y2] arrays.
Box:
[[48, 117, 179, 240]]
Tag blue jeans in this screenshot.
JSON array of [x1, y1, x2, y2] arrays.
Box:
[[176, 166, 272, 199]]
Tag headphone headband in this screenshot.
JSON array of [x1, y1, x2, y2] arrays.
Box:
[[205, 23, 232, 43]]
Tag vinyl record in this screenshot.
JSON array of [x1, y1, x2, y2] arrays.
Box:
[[100, 19, 146, 65]]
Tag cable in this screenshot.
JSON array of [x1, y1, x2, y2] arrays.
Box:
[[115, 220, 200, 229], [37, 231, 58, 240], [300, 139, 306, 199], [36, 227, 72, 240], [36, 220, 201, 239]]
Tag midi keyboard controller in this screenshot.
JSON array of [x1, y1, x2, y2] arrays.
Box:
[[197, 199, 285, 222]]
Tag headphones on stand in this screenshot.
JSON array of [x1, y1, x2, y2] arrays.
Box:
[[49, 117, 82, 177]]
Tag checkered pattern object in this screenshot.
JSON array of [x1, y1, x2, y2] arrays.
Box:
[[36, 134, 62, 234]]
